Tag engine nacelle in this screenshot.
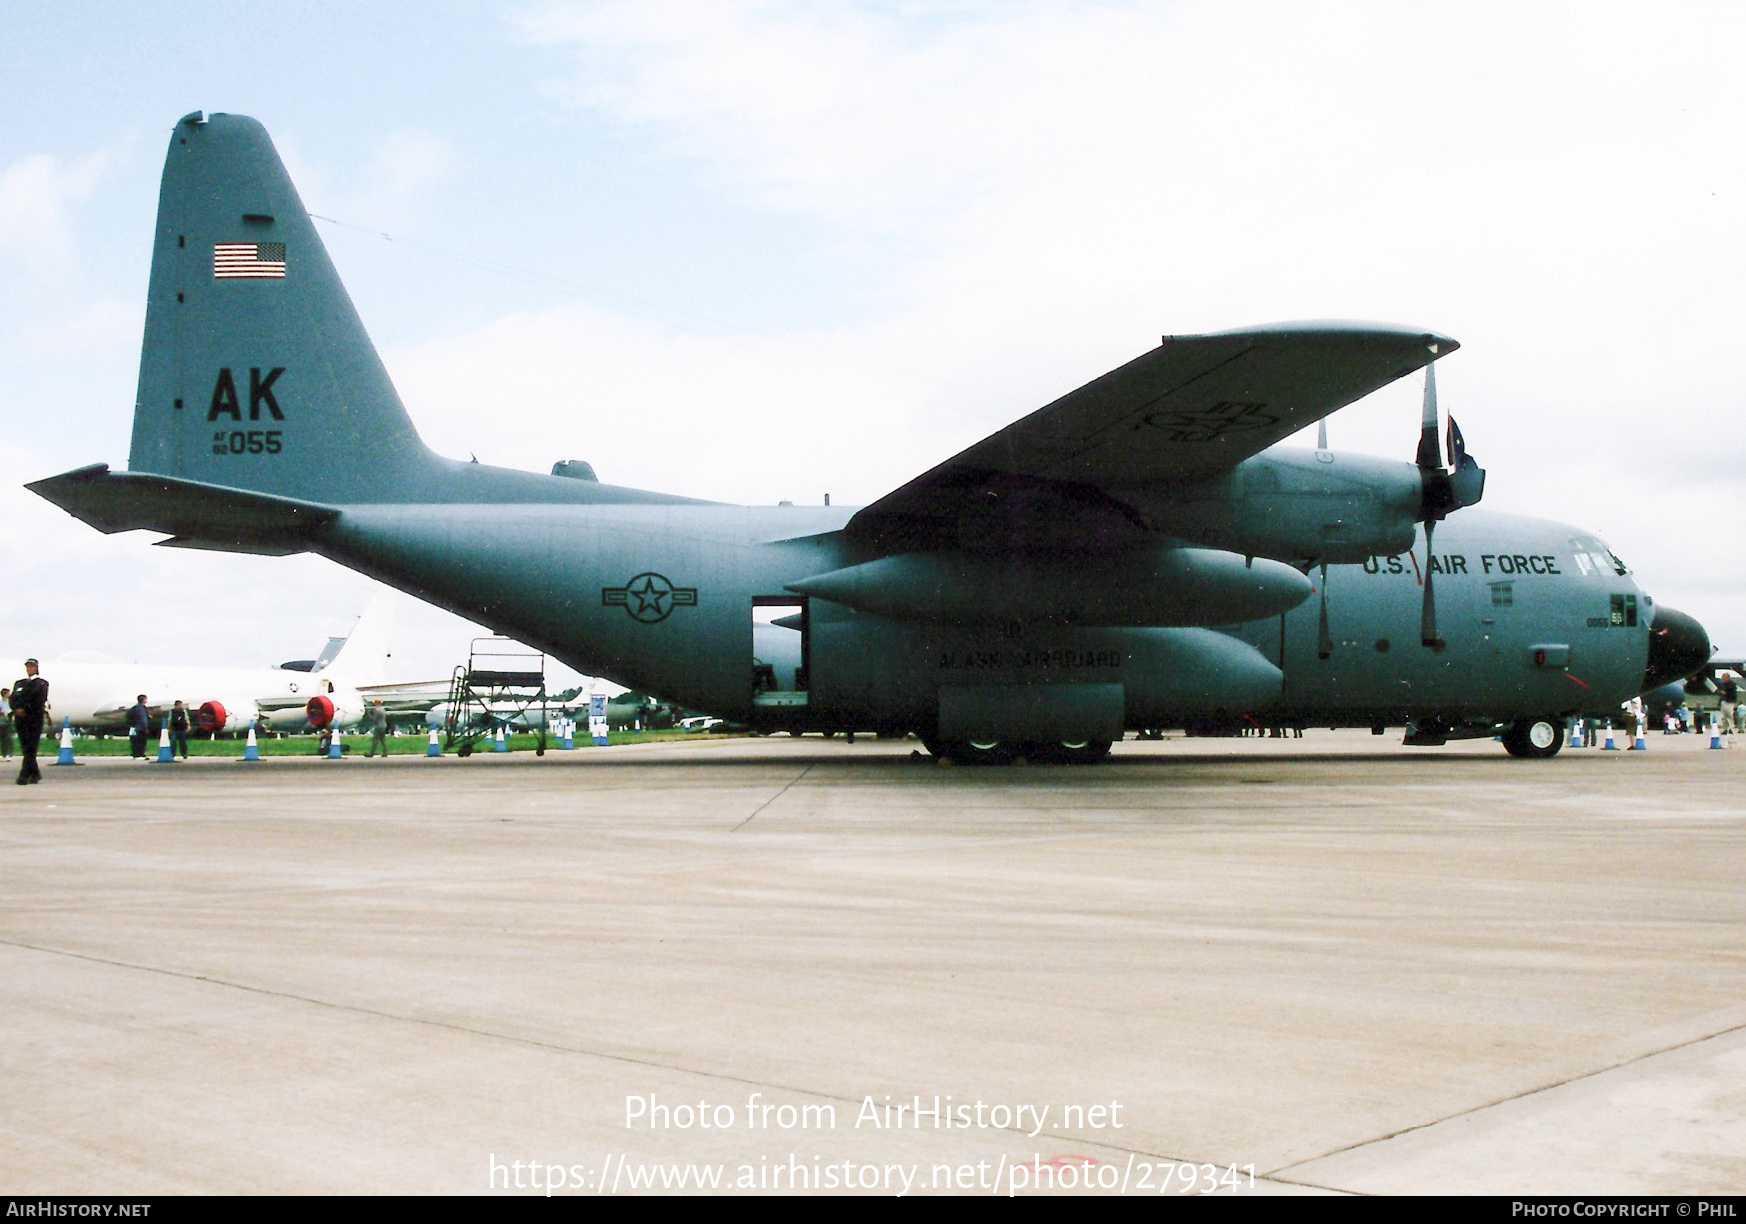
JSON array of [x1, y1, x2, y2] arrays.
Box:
[[303, 689, 363, 730], [194, 700, 233, 733], [787, 547, 1311, 627], [1141, 449, 1424, 565]]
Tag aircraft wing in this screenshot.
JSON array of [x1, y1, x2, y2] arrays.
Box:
[[357, 679, 452, 717], [847, 322, 1452, 550], [255, 694, 312, 714], [256, 680, 448, 715]]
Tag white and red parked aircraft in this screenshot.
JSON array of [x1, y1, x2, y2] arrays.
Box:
[[6, 595, 441, 734]]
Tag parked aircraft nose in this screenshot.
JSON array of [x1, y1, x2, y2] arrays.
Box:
[[1642, 604, 1712, 691]]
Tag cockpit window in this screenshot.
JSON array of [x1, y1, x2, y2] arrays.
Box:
[[1570, 536, 1629, 577]]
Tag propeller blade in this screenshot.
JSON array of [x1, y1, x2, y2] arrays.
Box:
[[1412, 365, 1479, 630], [1446, 413, 1486, 510], [1415, 362, 1443, 471], [1317, 418, 1328, 450], [1421, 521, 1443, 649]]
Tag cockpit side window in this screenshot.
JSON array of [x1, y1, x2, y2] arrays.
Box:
[[1570, 535, 1629, 577]]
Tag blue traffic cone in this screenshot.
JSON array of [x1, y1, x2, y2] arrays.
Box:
[[156, 722, 174, 763], [427, 727, 442, 757], [1601, 722, 1617, 750], [55, 717, 75, 765], [494, 725, 508, 753], [327, 731, 342, 759], [1568, 719, 1583, 749], [562, 718, 574, 750], [1711, 718, 1727, 750], [243, 725, 260, 761], [1631, 721, 1647, 751]]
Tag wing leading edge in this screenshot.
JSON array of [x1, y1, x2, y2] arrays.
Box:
[[848, 322, 1454, 551]]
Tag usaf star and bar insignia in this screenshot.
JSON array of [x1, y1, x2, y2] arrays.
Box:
[[602, 573, 698, 623]]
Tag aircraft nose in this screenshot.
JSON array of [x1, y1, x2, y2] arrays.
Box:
[[1642, 604, 1712, 691]]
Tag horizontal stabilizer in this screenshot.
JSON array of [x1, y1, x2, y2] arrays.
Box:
[[26, 464, 338, 555]]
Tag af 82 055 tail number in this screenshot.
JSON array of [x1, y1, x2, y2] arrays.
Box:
[[211, 429, 283, 455]]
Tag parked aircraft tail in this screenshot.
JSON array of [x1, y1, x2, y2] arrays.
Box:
[[130, 111, 441, 505], [28, 112, 699, 551], [318, 593, 396, 687]]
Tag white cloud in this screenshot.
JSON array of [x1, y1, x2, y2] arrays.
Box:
[[21, 297, 140, 352], [289, 128, 459, 229], [0, 150, 109, 271], [386, 300, 962, 506], [519, 0, 1746, 399], [361, 129, 458, 214]]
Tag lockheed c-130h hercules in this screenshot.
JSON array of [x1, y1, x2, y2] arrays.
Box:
[[29, 112, 1712, 763]]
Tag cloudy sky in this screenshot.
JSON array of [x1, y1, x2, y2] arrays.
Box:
[[2, 0, 1743, 683]]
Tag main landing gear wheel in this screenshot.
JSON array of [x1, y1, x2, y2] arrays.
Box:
[[949, 739, 1013, 766], [1503, 718, 1563, 759], [920, 737, 1012, 765], [1049, 739, 1113, 765], [923, 737, 1111, 765]]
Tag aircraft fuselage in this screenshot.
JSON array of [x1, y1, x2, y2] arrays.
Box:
[[317, 495, 1650, 735]]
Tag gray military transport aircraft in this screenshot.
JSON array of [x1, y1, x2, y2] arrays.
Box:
[[29, 113, 1713, 763]]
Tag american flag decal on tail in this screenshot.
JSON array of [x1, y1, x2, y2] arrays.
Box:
[[213, 242, 286, 279]]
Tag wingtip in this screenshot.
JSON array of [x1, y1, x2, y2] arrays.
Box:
[[1179, 320, 1460, 354], [25, 462, 111, 496]]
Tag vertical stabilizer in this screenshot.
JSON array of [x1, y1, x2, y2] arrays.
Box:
[[130, 112, 439, 502], [320, 592, 396, 686]]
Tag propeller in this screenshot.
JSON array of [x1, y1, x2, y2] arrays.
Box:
[[1415, 360, 1486, 649]]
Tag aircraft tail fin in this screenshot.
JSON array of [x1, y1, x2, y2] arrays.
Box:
[[320, 593, 396, 686], [129, 111, 440, 503], [31, 112, 709, 543]]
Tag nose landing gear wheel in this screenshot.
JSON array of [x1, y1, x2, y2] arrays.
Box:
[[1503, 718, 1563, 758]]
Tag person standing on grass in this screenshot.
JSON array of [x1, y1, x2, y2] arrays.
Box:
[[169, 700, 191, 760], [364, 699, 389, 757]]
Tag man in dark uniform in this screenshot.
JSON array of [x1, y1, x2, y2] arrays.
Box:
[[169, 700, 192, 760], [12, 659, 50, 785], [127, 695, 150, 760]]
